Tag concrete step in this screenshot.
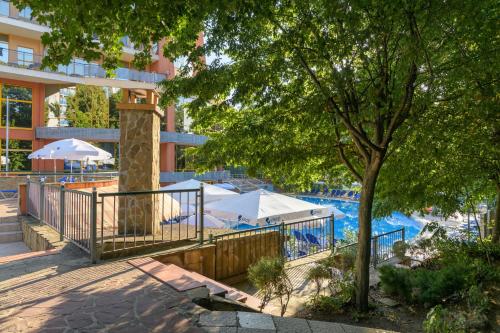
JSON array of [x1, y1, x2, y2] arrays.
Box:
[[129, 257, 261, 310], [0, 222, 21, 233], [0, 231, 23, 243]]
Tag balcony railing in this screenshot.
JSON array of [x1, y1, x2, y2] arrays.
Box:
[[0, 1, 38, 24], [0, 47, 167, 84]]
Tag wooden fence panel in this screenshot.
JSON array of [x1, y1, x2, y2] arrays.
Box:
[[215, 230, 281, 281]]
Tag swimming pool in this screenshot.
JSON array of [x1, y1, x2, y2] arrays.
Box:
[[297, 196, 423, 240]]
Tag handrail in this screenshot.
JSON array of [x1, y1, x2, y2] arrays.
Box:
[[0, 47, 167, 84], [99, 188, 200, 197]]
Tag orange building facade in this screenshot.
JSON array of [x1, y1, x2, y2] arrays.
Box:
[[0, 2, 204, 174]]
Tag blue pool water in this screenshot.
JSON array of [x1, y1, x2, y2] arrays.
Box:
[[297, 196, 423, 240]]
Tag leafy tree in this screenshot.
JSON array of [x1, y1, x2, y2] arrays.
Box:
[[162, 1, 471, 311], [375, 3, 499, 242], [66, 85, 109, 128], [16, 0, 497, 311], [44, 101, 63, 126], [108, 90, 122, 129]]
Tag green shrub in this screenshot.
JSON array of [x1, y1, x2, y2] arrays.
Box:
[[392, 240, 409, 261], [411, 262, 468, 305], [379, 265, 413, 301], [248, 256, 292, 316], [307, 295, 345, 313], [423, 305, 467, 333], [306, 264, 331, 296]]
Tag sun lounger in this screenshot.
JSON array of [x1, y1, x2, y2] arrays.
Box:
[[305, 233, 325, 248], [345, 191, 354, 198], [293, 230, 308, 242]]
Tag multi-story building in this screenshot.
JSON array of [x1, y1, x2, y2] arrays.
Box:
[[0, 0, 212, 182]]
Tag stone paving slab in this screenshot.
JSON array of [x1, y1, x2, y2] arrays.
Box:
[[237, 312, 275, 330], [0, 246, 205, 333], [200, 311, 238, 327], [0, 242, 30, 257], [273, 316, 312, 333], [195, 311, 400, 333]]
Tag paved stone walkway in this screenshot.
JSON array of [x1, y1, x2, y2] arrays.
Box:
[[0, 199, 17, 223], [196, 311, 397, 332], [0, 245, 205, 333]]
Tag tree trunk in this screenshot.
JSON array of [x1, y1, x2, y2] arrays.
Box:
[[493, 183, 500, 243], [355, 156, 383, 311]]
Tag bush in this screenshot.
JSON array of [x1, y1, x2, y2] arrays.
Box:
[[392, 240, 409, 261], [306, 264, 331, 296], [380, 238, 500, 307], [423, 305, 467, 333], [378, 265, 413, 301], [248, 256, 293, 316], [306, 275, 355, 313], [307, 295, 345, 313]]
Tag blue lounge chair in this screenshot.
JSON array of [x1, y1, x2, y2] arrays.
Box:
[[346, 191, 354, 198], [322, 188, 329, 196], [305, 233, 323, 248], [354, 193, 361, 200], [293, 230, 308, 242], [286, 249, 307, 259], [338, 190, 347, 197]]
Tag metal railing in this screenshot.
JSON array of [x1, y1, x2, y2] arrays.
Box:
[[97, 187, 203, 257], [61, 187, 93, 253], [283, 215, 334, 261], [0, 47, 166, 84], [335, 228, 405, 267], [372, 228, 405, 266], [209, 216, 405, 268], [42, 184, 61, 231], [27, 178, 41, 218], [27, 179, 93, 254], [25, 178, 206, 262], [207, 216, 334, 280]]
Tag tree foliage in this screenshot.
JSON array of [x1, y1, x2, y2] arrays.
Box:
[[66, 85, 109, 128], [16, 0, 499, 310]]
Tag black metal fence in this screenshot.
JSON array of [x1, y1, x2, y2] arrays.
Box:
[[283, 216, 334, 261], [209, 216, 405, 266], [62, 188, 93, 253], [25, 178, 205, 262], [96, 187, 203, 257]]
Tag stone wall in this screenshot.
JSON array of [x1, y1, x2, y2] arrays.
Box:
[[0, 176, 28, 190], [118, 96, 162, 235], [19, 216, 64, 251]]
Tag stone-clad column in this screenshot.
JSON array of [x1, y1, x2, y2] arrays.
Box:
[[117, 89, 163, 235]]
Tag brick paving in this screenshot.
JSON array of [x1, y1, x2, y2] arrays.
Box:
[[0, 199, 17, 223], [0, 246, 206, 333]]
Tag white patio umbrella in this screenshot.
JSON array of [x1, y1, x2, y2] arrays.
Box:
[[161, 179, 238, 203], [184, 213, 227, 229], [161, 179, 239, 216], [28, 138, 112, 178], [205, 189, 331, 227]]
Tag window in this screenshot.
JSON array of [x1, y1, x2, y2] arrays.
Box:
[[0, 84, 32, 128], [17, 47, 33, 67], [0, 139, 32, 171], [0, 41, 7, 64], [18, 6, 32, 19], [0, 0, 9, 17]]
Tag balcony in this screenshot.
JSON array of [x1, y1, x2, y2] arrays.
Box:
[[0, 47, 167, 84], [0, 1, 38, 24]]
